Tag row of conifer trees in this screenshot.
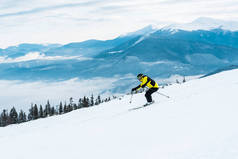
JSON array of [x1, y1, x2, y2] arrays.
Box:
[[0, 95, 113, 127]]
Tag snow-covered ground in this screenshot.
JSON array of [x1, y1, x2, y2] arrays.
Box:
[[1, 69, 238, 159]]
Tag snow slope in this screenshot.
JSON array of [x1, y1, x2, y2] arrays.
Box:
[[1, 69, 238, 159]]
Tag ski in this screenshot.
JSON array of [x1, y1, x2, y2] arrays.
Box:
[[143, 101, 154, 107], [128, 101, 155, 111], [128, 106, 145, 111]]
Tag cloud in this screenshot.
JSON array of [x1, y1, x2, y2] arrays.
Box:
[[0, 77, 117, 111], [159, 0, 200, 4], [141, 61, 174, 66], [0, 0, 238, 48], [0, 74, 135, 111], [0, 52, 91, 63], [0, 1, 102, 18]]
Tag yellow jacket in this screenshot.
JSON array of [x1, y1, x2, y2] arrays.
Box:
[[135, 75, 159, 90]]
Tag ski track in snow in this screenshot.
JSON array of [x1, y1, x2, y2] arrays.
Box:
[[1, 69, 238, 159]]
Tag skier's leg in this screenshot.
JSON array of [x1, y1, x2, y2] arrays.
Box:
[[145, 89, 153, 102], [145, 88, 158, 102], [151, 88, 158, 95]]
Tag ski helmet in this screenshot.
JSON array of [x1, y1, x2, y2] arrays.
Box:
[[137, 73, 143, 80]]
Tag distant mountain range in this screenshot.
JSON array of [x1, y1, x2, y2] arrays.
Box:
[[0, 17, 238, 89]]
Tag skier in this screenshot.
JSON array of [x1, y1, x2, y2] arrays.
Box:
[[131, 73, 159, 106]]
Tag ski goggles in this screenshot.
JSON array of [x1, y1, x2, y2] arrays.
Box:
[[137, 76, 143, 80]]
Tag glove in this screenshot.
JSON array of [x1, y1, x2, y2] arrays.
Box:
[[131, 87, 136, 92]]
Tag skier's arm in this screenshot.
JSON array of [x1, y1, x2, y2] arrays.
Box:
[[132, 85, 141, 91], [140, 76, 149, 88], [132, 76, 149, 92]]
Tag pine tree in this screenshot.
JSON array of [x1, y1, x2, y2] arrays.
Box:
[[95, 99, 99, 105], [9, 107, 18, 124], [43, 106, 47, 118], [28, 105, 34, 121], [73, 103, 77, 110], [68, 97, 74, 112], [44, 100, 51, 117], [97, 95, 102, 104], [95, 95, 101, 105], [0, 109, 8, 127], [50, 107, 55, 116], [33, 104, 39, 120], [90, 94, 94, 106], [69, 97, 73, 107], [87, 97, 90, 106], [63, 102, 68, 113], [82, 96, 89, 107], [39, 105, 44, 118], [18, 110, 27, 123], [68, 104, 73, 112], [23, 112, 27, 122], [59, 102, 63, 114], [78, 98, 83, 108]]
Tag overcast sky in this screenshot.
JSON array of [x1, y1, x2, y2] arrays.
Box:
[[0, 0, 238, 48]]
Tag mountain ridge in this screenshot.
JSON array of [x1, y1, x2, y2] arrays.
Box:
[[0, 18, 238, 88]]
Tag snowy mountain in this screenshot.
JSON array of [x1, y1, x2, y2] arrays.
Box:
[[45, 35, 141, 57], [1, 68, 238, 159], [162, 17, 238, 31], [94, 28, 238, 79], [121, 24, 157, 37], [0, 18, 238, 88], [0, 43, 61, 58]]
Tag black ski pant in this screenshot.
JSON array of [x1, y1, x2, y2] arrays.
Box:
[[145, 87, 158, 102]]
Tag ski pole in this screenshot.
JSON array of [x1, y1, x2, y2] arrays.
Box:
[[156, 92, 170, 98], [129, 92, 133, 103]]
